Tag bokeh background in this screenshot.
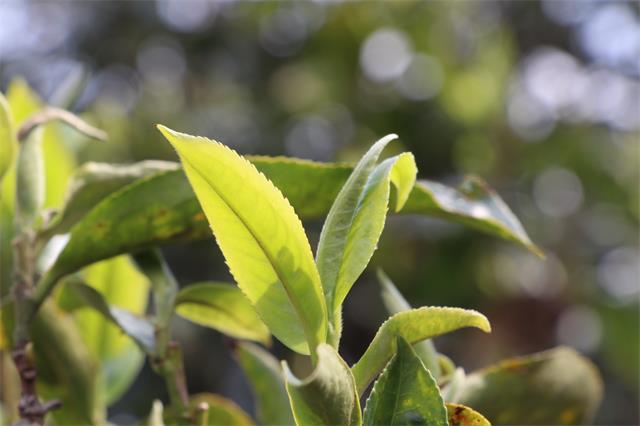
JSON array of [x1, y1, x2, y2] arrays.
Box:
[[1, 1, 638, 424]]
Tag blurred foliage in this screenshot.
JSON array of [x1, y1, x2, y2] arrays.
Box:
[[0, 1, 638, 424]]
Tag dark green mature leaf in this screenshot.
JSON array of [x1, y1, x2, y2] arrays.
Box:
[[36, 155, 538, 307], [378, 270, 440, 378], [446, 404, 491, 426], [456, 347, 602, 425], [316, 134, 417, 346], [404, 176, 542, 257], [34, 168, 209, 305], [234, 342, 294, 426], [42, 160, 179, 236], [159, 126, 327, 356], [61, 280, 155, 353], [31, 301, 105, 425], [363, 337, 447, 426], [352, 307, 490, 395], [284, 344, 361, 426], [175, 283, 270, 344]]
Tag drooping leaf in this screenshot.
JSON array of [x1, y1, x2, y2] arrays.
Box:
[[159, 126, 326, 356], [188, 393, 254, 426], [363, 337, 447, 426], [0, 93, 15, 183], [31, 301, 105, 425], [404, 176, 542, 257], [42, 161, 179, 237], [60, 279, 155, 353], [68, 255, 151, 404], [446, 404, 491, 426], [41, 121, 77, 211], [316, 134, 417, 345], [175, 283, 270, 345], [283, 344, 361, 426], [234, 342, 294, 426], [456, 347, 602, 425], [378, 269, 440, 378], [352, 307, 490, 395]]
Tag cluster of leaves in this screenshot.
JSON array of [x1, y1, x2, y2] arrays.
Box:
[[0, 81, 601, 426]]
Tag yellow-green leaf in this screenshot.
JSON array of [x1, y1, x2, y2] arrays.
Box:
[[446, 404, 491, 426], [352, 307, 490, 396], [188, 393, 255, 426], [316, 134, 417, 346], [0, 93, 15, 183], [159, 126, 326, 356], [363, 337, 447, 426], [283, 344, 361, 426], [175, 283, 270, 345]]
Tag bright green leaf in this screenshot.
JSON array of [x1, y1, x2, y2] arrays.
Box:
[[42, 160, 179, 237], [378, 269, 441, 378], [0, 93, 15, 183], [188, 393, 255, 426], [15, 128, 44, 231], [234, 342, 294, 426], [71, 255, 150, 404], [352, 307, 490, 395], [175, 283, 270, 345], [283, 344, 361, 426], [158, 126, 326, 356], [316, 134, 417, 346], [456, 347, 602, 425], [363, 337, 447, 426], [446, 404, 491, 426]]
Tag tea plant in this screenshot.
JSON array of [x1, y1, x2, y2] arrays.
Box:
[[0, 81, 602, 426]]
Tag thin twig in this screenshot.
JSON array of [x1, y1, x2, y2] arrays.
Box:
[[17, 107, 107, 143]]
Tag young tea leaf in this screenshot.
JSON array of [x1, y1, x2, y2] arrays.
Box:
[[352, 307, 490, 395], [283, 344, 361, 426], [363, 337, 447, 426], [456, 347, 602, 425], [378, 270, 441, 379], [316, 135, 417, 346], [15, 128, 44, 230], [234, 342, 294, 426], [175, 283, 270, 345], [158, 126, 327, 356]]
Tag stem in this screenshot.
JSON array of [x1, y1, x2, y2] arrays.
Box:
[[153, 342, 190, 424], [11, 232, 61, 425]]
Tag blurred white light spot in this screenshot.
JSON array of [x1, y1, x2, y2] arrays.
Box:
[[578, 3, 640, 75], [137, 37, 186, 87], [285, 115, 337, 161], [541, 0, 598, 26], [360, 28, 412, 83], [597, 246, 640, 303], [156, 0, 217, 32], [259, 6, 319, 58], [94, 66, 140, 115], [556, 305, 602, 353], [533, 167, 584, 218], [493, 250, 567, 298], [396, 54, 444, 101], [507, 82, 556, 142]]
